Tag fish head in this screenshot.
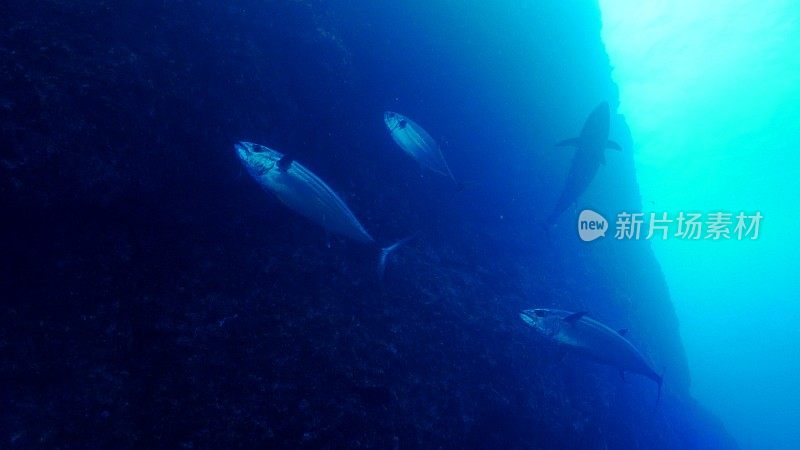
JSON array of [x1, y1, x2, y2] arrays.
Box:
[[235, 141, 280, 177], [520, 309, 562, 339], [383, 111, 405, 131]]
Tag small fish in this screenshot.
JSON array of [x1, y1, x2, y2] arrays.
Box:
[[520, 308, 663, 401], [548, 102, 622, 222], [384, 111, 458, 185], [235, 142, 411, 276]]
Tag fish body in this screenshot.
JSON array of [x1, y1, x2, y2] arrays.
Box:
[[384, 111, 456, 183], [235, 141, 374, 244], [548, 102, 621, 222], [520, 308, 662, 390]]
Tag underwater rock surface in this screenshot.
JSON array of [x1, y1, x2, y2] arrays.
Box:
[[1, 1, 737, 448]]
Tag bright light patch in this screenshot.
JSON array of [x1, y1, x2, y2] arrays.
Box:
[[598, 0, 800, 448]]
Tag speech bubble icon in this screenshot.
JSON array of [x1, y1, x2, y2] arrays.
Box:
[[577, 209, 608, 242]]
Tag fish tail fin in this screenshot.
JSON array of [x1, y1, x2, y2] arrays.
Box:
[[546, 197, 571, 224], [445, 167, 460, 190], [377, 234, 417, 280], [656, 367, 666, 406], [543, 204, 567, 229]]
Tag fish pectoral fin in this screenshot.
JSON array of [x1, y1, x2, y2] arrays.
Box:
[[377, 234, 417, 281], [562, 311, 588, 323], [556, 137, 582, 148], [617, 328, 629, 336], [606, 140, 622, 151]]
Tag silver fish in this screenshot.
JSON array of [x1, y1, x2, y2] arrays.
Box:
[[235, 141, 412, 279], [520, 308, 663, 399], [235, 141, 374, 243], [384, 111, 457, 184]]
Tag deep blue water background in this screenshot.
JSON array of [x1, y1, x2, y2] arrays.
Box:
[[0, 1, 745, 448]]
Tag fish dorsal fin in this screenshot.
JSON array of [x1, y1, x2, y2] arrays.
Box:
[[563, 311, 588, 323], [618, 328, 629, 336], [556, 137, 582, 148], [606, 140, 622, 151], [277, 155, 294, 171]]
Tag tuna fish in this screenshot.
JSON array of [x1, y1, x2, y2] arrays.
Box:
[[384, 111, 458, 185], [520, 308, 663, 400], [235, 141, 410, 278], [548, 102, 622, 222]]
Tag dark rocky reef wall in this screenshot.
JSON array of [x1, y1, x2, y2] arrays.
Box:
[[1, 1, 736, 448]]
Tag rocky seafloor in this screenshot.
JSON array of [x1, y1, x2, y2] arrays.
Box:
[[1, 1, 738, 448]]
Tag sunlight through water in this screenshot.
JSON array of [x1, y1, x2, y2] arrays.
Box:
[[598, 0, 800, 448]]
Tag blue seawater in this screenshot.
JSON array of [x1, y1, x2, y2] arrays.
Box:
[[1, 1, 795, 448]]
